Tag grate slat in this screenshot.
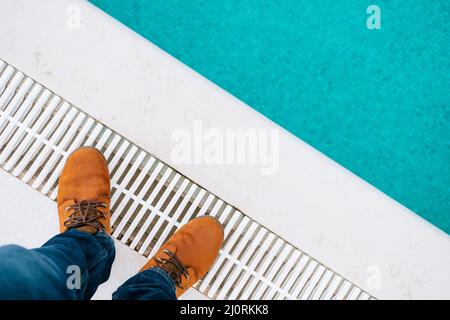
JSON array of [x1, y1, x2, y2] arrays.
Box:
[[333, 280, 353, 300], [0, 83, 42, 150], [309, 269, 334, 300], [0, 66, 15, 94]]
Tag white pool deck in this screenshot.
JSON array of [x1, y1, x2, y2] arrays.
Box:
[[0, 0, 448, 300]]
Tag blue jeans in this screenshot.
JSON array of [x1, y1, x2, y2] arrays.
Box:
[[0, 230, 177, 300]]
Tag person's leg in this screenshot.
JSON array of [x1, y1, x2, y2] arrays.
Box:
[[112, 268, 176, 300], [0, 230, 115, 300], [113, 215, 224, 300], [0, 147, 114, 300]]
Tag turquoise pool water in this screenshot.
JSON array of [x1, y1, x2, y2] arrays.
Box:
[[90, 0, 450, 233]]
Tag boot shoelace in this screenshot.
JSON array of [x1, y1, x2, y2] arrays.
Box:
[[64, 200, 108, 232], [154, 249, 190, 289]]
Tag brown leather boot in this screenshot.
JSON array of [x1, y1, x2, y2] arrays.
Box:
[[57, 147, 111, 234], [140, 216, 224, 297]]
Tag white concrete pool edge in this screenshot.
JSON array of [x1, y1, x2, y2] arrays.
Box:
[[0, 0, 448, 299]]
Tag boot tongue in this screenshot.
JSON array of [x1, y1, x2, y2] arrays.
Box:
[[163, 262, 184, 280], [74, 225, 98, 234]]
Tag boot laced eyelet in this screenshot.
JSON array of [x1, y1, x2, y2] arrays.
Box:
[[64, 200, 109, 232], [153, 249, 190, 289]]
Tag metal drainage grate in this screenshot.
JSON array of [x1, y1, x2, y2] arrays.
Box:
[[0, 59, 374, 300]]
